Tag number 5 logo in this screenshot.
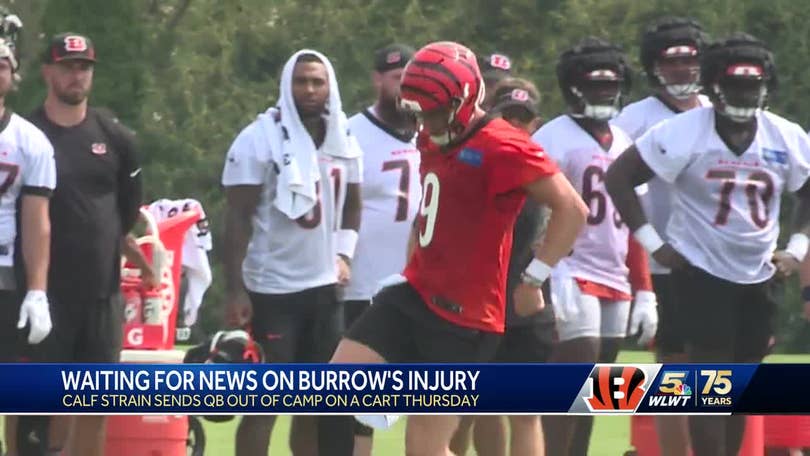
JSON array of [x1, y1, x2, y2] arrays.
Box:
[[658, 371, 687, 394], [418, 172, 440, 247]]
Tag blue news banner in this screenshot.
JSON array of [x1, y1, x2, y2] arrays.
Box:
[[0, 363, 808, 415]]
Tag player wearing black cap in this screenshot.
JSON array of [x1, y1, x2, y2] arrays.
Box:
[[478, 52, 513, 110], [24, 32, 143, 456], [341, 43, 419, 456]]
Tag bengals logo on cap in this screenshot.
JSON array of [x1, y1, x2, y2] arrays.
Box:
[[386, 51, 402, 64], [511, 89, 530, 102], [489, 54, 511, 71], [64, 36, 88, 52]]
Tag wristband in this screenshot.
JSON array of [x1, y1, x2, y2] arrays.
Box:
[[786, 233, 810, 262], [335, 229, 359, 260], [802, 286, 810, 302], [523, 258, 552, 286], [634, 224, 665, 254]]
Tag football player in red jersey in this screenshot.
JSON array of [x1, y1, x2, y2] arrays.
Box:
[[318, 41, 588, 456]]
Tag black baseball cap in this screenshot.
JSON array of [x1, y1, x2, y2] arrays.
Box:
[[479, 53, 512, 81], [374, 44, 414, 73], [43, 33, 97, 64], [492, 86, 540, 117]]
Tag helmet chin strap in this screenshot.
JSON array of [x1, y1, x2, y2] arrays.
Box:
[[570, 86, 619, 121]]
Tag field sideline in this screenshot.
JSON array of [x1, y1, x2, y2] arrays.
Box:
[[2, 351, 807, 455]]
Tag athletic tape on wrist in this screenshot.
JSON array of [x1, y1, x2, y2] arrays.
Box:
[[336, 229, 359, 259], [786, 233, 810, 262], [634, 224, 665, 254], [524, 258, 552, 284]]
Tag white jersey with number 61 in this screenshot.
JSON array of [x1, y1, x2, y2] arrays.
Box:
[[636, 107, 810, 284], [344, 109, 421, 301]]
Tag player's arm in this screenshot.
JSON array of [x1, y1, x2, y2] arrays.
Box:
[[121, 233, 158, 288], [115, 127, 143, 234], [626, 235, 657, 346], [223, 185, 261, 294], [20, 194, 50, 292], [19, 133, 57, 344], [606, 144, 688, 269], [523, 173, 588, 271], [773, 180, 810, 276], [221, 122, 268, 326], [336, 150, 363, 284]]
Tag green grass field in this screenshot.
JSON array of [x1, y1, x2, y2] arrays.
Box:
[[2, 351, 807, 455]]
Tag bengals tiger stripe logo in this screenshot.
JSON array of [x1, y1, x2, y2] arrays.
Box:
[[585, 365, 647, 412]]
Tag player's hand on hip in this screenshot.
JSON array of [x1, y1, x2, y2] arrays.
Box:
[[18, 290, 52, 344], [772, 250, 800, 278], [652, 244, 689, 270], [629, 290, 658, 347], [225, 289, 253, 328], [514, 283, 545, 317], [336, 255, 351, 286]]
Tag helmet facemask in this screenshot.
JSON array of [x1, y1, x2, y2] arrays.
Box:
[[654, 45, 701, 100], [714, 63, 767, 122], [569, 69, 623, 121]]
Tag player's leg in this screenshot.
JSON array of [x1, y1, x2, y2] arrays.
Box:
[[498, 322, 553, 456], [472, 416, 506, 456], [23, 292, 78, 456], [724, 279, 777, 456], [569, 299, 629, 456], [319, 284, 416, 456], [291, 285, 345, 456], [408, 287, 501, 456], [344, 300, 374, 456], [236, 291, 302, 456], [653, 273, 691, 456], [0, 289, 23, 456], [448, 416, 475, 455], [68, 293, 124, 456], [675, 265, 737, 456], [542, 280, 601, 456]]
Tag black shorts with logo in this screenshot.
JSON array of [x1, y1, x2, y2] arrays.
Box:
[[29, 292, 124, 363], [345, 282, 501, 363], [250, 284, 344, 363], [671, 264, 777, 361]]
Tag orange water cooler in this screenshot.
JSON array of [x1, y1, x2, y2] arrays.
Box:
[[105, 207, 204, 456], [628, 415, 764, 456]]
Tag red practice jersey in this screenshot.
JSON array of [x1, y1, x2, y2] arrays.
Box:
[[403, 117, 558, 333]]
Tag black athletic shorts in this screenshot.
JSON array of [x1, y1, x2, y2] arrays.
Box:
[[652, 273, 687, 357], [493, 321, 554, 363], [344, 300, 371, 328], [345, 282, 501, 363], [671, 264, 777, 361], [249, 284, 344, 363], [0, 289, 24, 362], [29, 292, 124, 363]]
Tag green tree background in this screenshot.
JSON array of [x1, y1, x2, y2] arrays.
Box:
[[4, 0, 810, 351]]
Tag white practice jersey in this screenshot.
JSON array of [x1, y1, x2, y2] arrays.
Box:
[[0, 113, 56, 267], [613, 95, 712, 274], [532, 115, 634, 295], [147, 198, 212, 325], [343, 109, 420, 301], [222, 120, 362, 294], [637, 107, 810, 284]]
